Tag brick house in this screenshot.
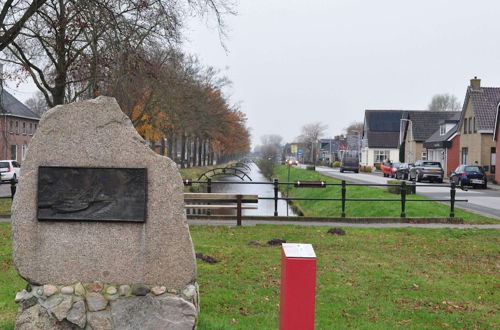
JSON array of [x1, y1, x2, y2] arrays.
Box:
[[0, 90, 40, 161], [494, 103, 500, 183], [400, 111, 461, 165], [423, 114, 460, 175], [457, 77, 499, 179]]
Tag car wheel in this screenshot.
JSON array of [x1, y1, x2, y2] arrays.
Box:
[[340, 169, 344, 173], [354, 170, 359, 173], [11, 174, 17, 184], [459, 179, 465, 189], [437, 178, 443, 183]]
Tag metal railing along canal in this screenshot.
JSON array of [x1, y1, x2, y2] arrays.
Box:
[[183, 178, 468, 218]]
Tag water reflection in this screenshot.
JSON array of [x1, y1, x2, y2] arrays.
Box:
[[211, 162, 296, 216]]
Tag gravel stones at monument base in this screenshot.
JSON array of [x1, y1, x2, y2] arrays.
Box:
[[14, 282, 200, 329], [12, 97, 199, 329]]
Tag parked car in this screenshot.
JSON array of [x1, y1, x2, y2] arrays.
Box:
[[450, 165, 487, 189], [395, 163, 412, 180], [381, 161, 394, 177], [0, 160, 21, 183], [409, 160, 444, 183], [340, 150, 359, 173]]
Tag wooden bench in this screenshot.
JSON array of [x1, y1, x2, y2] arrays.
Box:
[[184, 193, 259, 226]]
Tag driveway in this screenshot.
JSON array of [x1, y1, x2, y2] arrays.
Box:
[[315, 166, 500, 219]]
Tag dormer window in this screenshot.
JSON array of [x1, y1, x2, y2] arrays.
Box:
[[440, 124, 446, 135]]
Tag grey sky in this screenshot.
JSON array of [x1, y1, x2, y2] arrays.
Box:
[[184, 0, 500, 146], [6, 0, 500, 148]]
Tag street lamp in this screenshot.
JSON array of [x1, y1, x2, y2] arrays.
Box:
[[400, 118, 413, 162]]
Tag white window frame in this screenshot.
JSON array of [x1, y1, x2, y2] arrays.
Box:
[[374, 149, 390, 163], [22, 144, 27, 160]]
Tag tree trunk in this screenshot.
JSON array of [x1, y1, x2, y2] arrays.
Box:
[[202, 140, 207, 166], [167, 133, 173, 159], [192, 137, 198, 167], [160, 137, 165, 156], [173, 135, 178, 163], [198, 138, 203, 167], [180, 132, 186, 169], [52, 0, 68, 106], [186, 135, 191, 168]]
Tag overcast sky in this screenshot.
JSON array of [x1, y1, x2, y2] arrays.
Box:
[[7, 0, 500, 148]]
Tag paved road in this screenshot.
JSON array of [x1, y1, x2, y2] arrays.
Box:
[[314, 166, 500, 219]]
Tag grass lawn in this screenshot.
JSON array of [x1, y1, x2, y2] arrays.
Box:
[[273, 165, 499, 224], [2, 223, 499, 329], [0, 198, 12, 217]]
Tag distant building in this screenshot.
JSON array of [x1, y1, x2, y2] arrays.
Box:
[[0, 88, 40, 161], [422, 114, 460, 175], [361, 110, 408, 166], [400, 110, 461, 164], [457, 77, 499, 179]]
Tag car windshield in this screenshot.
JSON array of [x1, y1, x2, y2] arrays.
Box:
[[392, 163, 401, 168], [0, 162, 9, 168], [423, 162, 441, 168], [464, 166, 483, 172]]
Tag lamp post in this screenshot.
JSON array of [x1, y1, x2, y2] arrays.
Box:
[[400, 118, 413, 163], [286, 159, 291, 216]]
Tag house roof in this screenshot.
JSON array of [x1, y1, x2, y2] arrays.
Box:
[[425, 122, 459, 144], [363, 110, 408, 148], [0, 90, 40, 119], [366, 131, 400, 148], [404, 111, 461, 142], [461, 86, 500, 132]]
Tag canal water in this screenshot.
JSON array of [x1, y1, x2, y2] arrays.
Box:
[[211, 162, 296, 216]]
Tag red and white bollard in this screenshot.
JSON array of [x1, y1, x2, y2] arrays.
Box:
[[280, 243, 317, 330]]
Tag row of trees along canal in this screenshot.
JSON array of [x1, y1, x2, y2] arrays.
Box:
[[2, 0, 250, 167]]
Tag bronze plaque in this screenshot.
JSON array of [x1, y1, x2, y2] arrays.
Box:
[[37, 167, 147, 222]]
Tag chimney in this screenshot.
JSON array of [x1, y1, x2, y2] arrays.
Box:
[[470, 76, 481, 90]]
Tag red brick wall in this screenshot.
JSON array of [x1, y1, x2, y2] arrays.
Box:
[[0, 117, 39, 162], [496, 124, 500, 183], [447, 134, 460, 175]]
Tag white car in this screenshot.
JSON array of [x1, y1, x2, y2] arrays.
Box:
[[0, 160, 21, 183]]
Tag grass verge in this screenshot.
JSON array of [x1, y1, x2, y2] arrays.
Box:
[[273, 165, 499, 224], [1, 223, 498, 329]]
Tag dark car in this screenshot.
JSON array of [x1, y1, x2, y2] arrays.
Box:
[[409, 160, 444, 183], [395, 163, 412, 180], [340, 150, 359, 173], [450, 165, 487, 189]]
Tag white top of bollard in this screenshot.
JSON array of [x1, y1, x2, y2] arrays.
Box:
[[282, 243, 316, 259]]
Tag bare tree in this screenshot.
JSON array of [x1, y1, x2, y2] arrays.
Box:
[[0, 0, 47, 51], [343, 121, 363, 134], [2, 0, 235, 107], [428, 94, 462, 111], [297, 122, 327, 164], [24, 91, 48, 116]]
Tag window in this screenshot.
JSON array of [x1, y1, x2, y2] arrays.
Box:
[[11, 145, 17, 161], [440, 124, 446, 135], [491, 147, 496, 174], [461, 147, 468, 164], [22, 144, 27, 160], [29, 123, 33, 135], [374, 150, 390, 164], [34, 124, 37, 132], [22, 122, 26, 135], [469, 117, 472, 134], [473, 117, 477, 133], [421, 152, 427, 160], [463, 118, 467, 134], [15, 121, 19, 134], [9, 121, 13, 133]]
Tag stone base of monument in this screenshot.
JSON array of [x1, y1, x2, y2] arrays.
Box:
[[14, 281, 199, 329]]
